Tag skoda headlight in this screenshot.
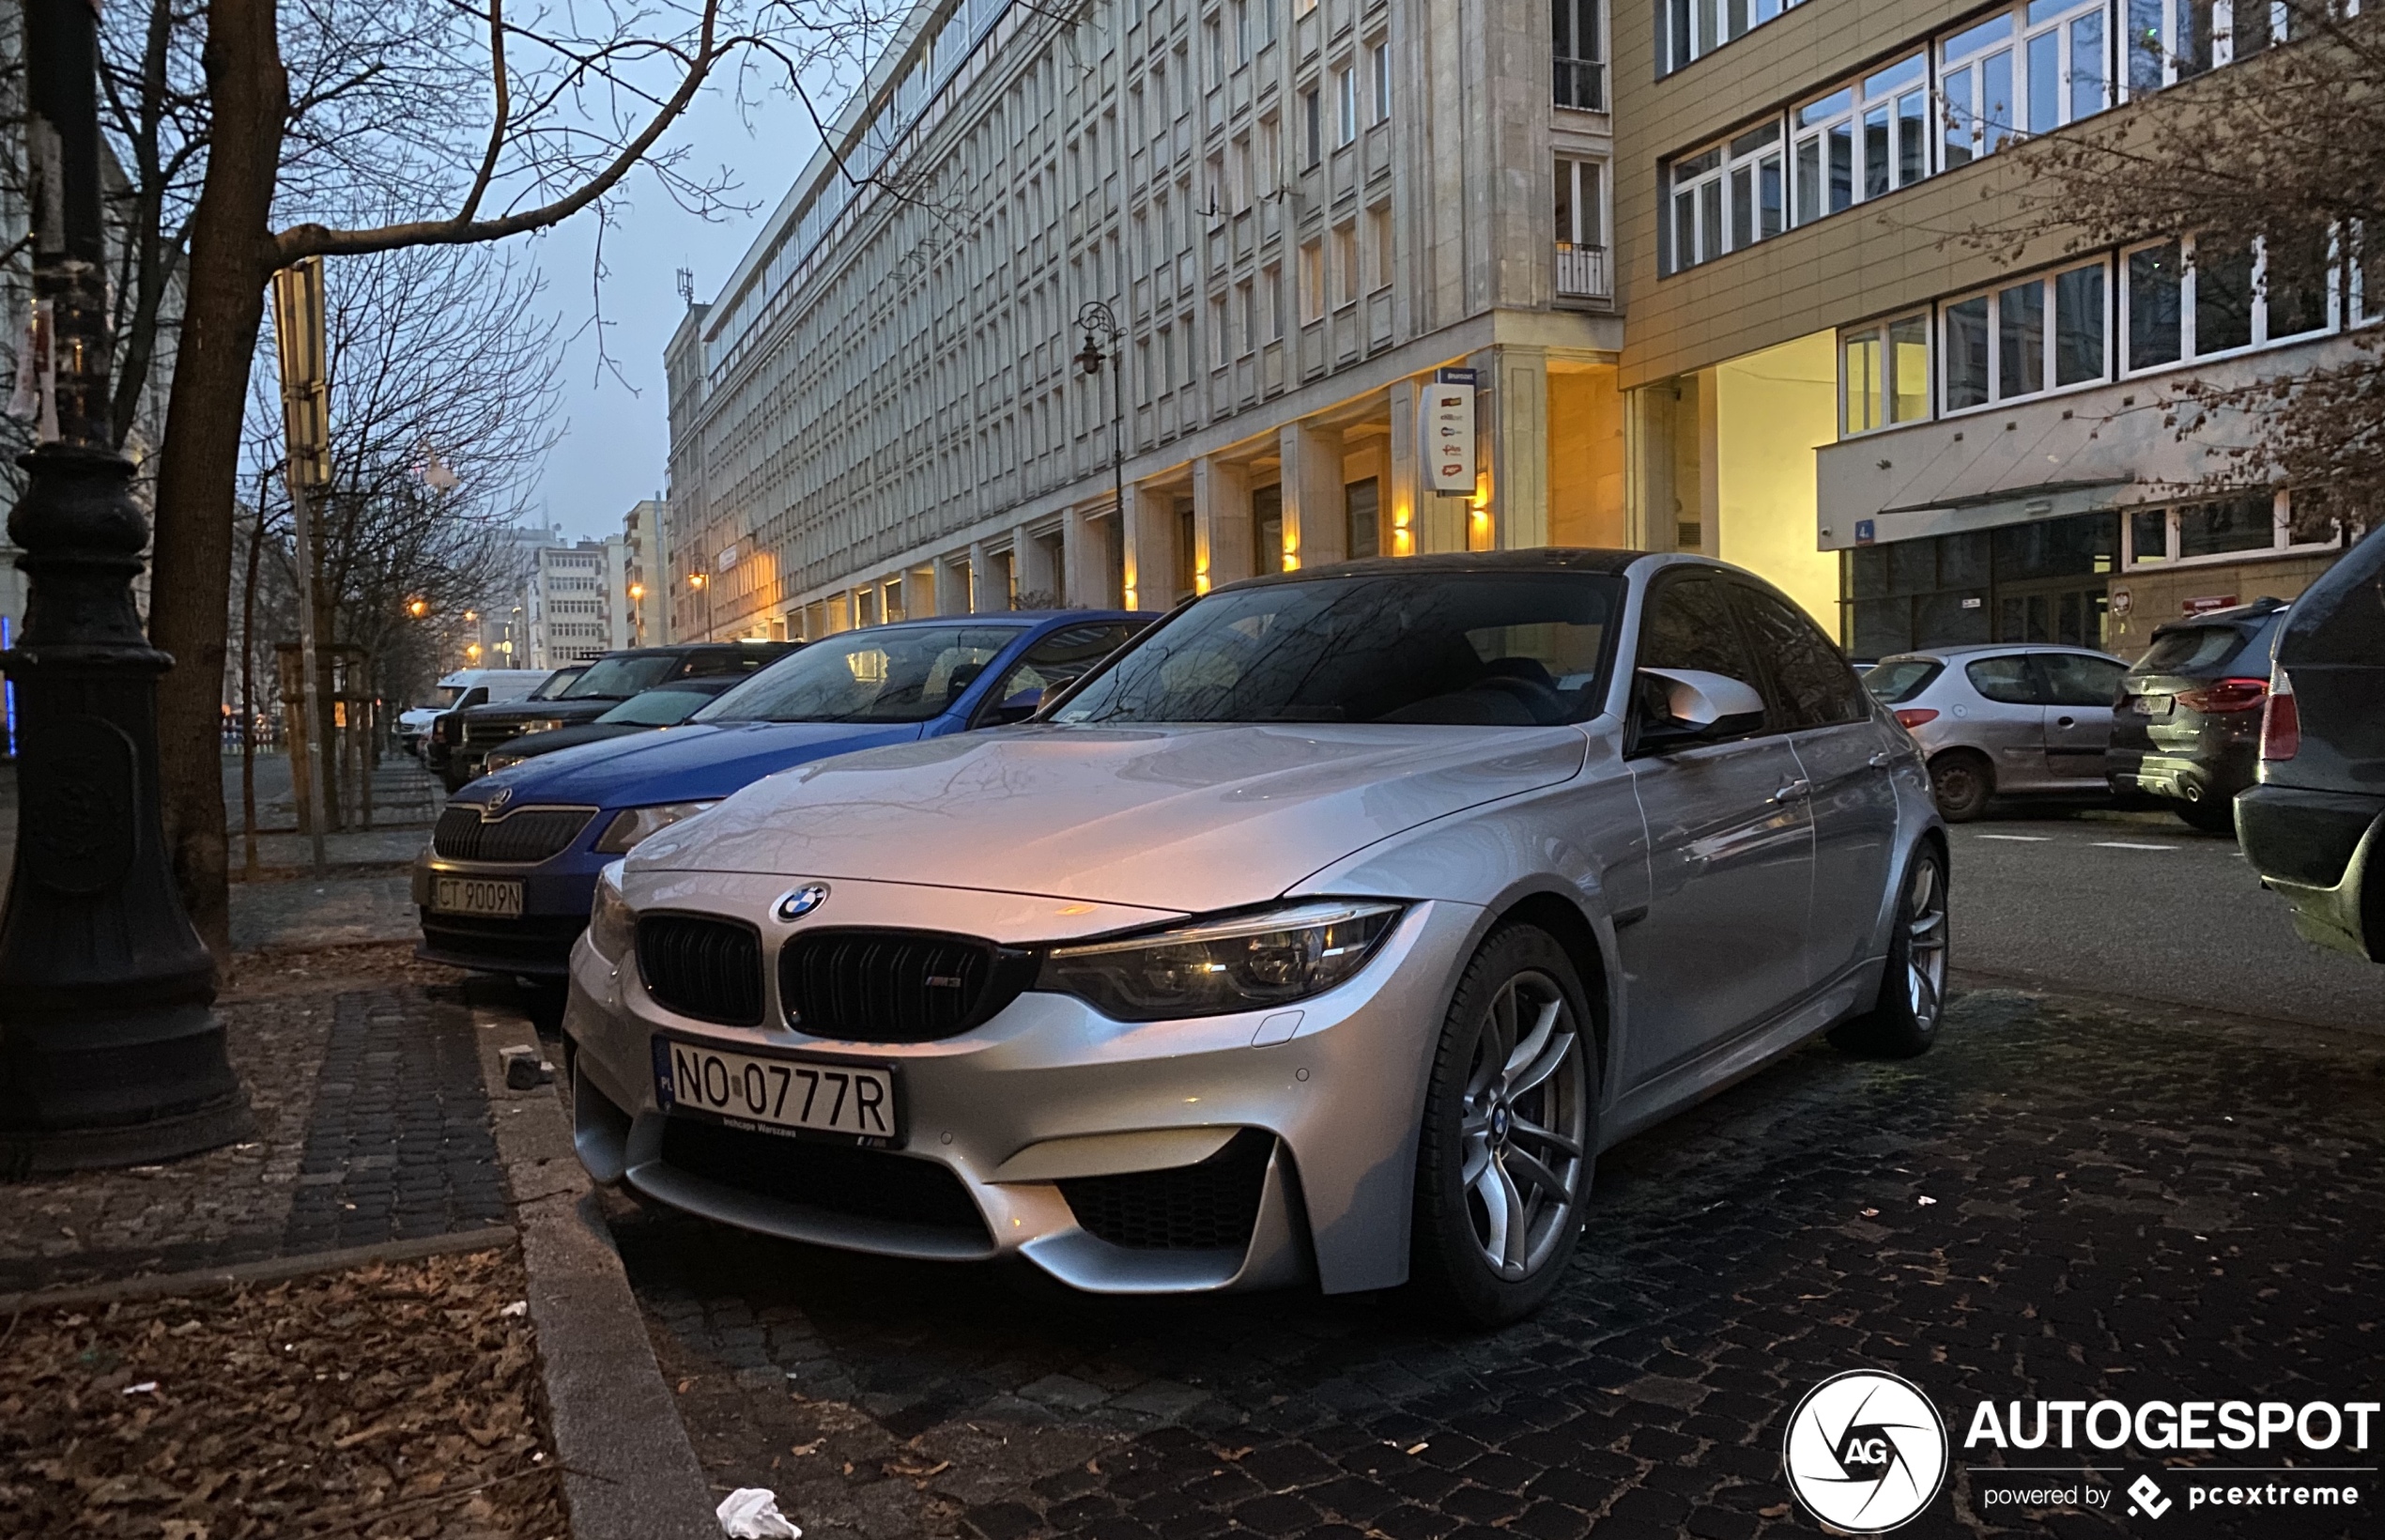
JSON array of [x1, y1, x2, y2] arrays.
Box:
[[592, 800, 718, 854], [1038, 901, 1404, 1021], [589, 859, 635, 962]]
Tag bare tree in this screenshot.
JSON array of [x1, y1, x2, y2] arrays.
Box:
[[1963, 8, 2385, 512], [131, 0, 900, 951]]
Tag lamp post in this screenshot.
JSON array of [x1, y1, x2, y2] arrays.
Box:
[[0, 0, 249, 1171], [688, 570, 713, 639], [1075, 301, 1128, 596]]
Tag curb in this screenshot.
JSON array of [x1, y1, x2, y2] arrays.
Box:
[[471, 1006, 719, 1540], [0, 1225, 517, 1317]]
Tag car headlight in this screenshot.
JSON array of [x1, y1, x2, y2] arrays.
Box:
[[589, 860, 635, 962], [515, 718, 566, 735], [485, 752, 522, 772], [1037, 900, 1404, 1021], [592, 800, 719, 854]]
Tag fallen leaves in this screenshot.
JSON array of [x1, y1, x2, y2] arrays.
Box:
[[0, 1248, 565, 1538]]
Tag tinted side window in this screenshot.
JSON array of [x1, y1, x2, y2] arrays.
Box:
[[1964, 655, 2044, 704], [1731, 585, 1869, 727], [989, 624, 1146, 714], [2037, 654, 2127, 706], [679, 650, 743, 677], [1633, 575, 1774, 738], [1864, 658, 1943, 704]]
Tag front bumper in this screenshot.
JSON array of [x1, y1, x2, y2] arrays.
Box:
[[562, 873, 1482, 1296], [2237, 785, 2385, 962], [412, 855, 605, 977]]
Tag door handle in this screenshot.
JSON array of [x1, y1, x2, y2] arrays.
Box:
[[1770, 779, 1811, 804], [2056, 716, 2076, 728], [1867, 751, 1892, 768]]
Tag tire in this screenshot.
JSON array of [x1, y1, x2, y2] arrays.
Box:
[[1408, 925, 1598, 1328], [1831, 845, 1951, 1058], [1928, 750, 1993, 823]]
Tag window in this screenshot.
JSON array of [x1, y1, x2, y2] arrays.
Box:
[[1553, 0, 1603, 110], [1334, 222, 1359, 305], [1235, 279, 1256, 353], [1206, 151, 1226, 220], [1839, 313, 1930, 434], [2122, 233, 2337, 372], [2038, 653, 2128, 706], [2125, 489, 2343, 566], [1964, 654, 2042, 704], [1209, 296, 1228, 366], [1235, 0, 1252, 63], [2022, 0, 2107, 133], [2129, 0, 2286, 93], [1299, 240, 1325, 321], [1663, 0, 1805, 74], [1727, 123, 1783, 250], [1670, 146, 1725, 270], [1335, 67, 1358, 146], [1230, 135, 1252, 210], [1557, 157, 1602, 248], [1259, 116, 1282, 193], [1266, 263, 1285, 338], [1731, 584, 1868, 727], [1301, 88, 1322, 166], [1940, 259, 2109, 411], [1371, 40, 1392, 121], [1632, 576, 1766, 747], [1940, 14, 2014, 167], [1793, 54, 1924, 223], [1370, 205, 1394, 289], [1207, 20, 1224, 87], [1346, 478, 1381, 559]]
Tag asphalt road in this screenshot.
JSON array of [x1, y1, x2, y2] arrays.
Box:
[[1946, 808, 2385, 1033]]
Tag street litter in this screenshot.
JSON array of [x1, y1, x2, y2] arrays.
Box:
[[500, 1301, 528, 1317], [122, 1381, 158, 1395], [716, 1486, 802, 1538], [1916, 1195, 1938, 1206]]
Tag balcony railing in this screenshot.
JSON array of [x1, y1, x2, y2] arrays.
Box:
[[1555, 243, 1610, 300], [1554, 56, 1606, 112]]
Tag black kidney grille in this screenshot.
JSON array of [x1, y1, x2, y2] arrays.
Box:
[[659, 1118, 990, 1244], [432, 804, 592, 863], [639, 914, 764, 1026], [1058, 1130, 1275, 1252], [778, 929, 1034, 1042]]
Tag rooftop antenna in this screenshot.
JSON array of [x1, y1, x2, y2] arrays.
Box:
[[674, 267, 696, 307]]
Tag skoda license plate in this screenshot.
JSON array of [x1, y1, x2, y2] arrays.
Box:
[[654, 1040, 899, 1142], [432, 876, 522, 916]]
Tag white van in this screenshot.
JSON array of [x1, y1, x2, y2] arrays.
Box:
[[397, 669, 558, 752]]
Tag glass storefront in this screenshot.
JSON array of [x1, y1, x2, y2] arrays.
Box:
[[1843, 511, 2118, 657]]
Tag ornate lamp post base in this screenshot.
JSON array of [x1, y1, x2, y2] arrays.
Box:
[[0, 447, 251, 1176]]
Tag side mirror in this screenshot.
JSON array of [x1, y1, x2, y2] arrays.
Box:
[[989, 687, 1043, 725], [1636, 668, 1767, 740]]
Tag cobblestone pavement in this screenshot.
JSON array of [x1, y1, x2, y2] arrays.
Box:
[[612, 987, 2385, 1540], [0, 951, 508, 1293]]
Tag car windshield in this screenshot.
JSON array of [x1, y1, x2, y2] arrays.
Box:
[[1864, 658, 1943, 704], [560, 655, 679, 699], [696, 624, 1027, 724], [594, 688, 716, 727], [1050, 572, 1623, 726], [530, 669, 584, 700], [2138, 625, 2248, 673]]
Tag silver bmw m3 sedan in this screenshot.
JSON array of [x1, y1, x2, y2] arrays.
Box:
[[562, 551, 1949, 1324]]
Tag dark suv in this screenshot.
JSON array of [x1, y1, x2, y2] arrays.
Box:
[[436, 641, 798, 790], [2108, 598, 2290, 831], [2238, 530, 2385, 961]]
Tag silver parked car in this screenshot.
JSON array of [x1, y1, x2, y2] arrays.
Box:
[[1864, 644, 2128, 822], [563, 553, 1948, 1324]]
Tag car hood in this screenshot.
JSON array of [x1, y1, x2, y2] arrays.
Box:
[[459, 719, 933, 808], [631, 721, 1591, 913]]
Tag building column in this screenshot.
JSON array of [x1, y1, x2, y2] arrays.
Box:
[[1388, 377, 1421, 557], [1123, 484, 1177, 611], [1472, 345, 1550, 552], [1013, 524, 1058, 607], [1192, 454, 1252, 593], [1280, 420, 1347, 571], [936, 555, 971, 616], [1063, 507, 1100, 607], [901, 564, 939, 620], [967, 540, 996, 611]]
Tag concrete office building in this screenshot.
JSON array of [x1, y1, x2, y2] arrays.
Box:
[[528, 537, 634, 668], [668, 0, 2372, 651], [622, 498, 670, 644], [664, 0, 1623, 639]]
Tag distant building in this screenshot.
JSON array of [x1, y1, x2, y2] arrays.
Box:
[[622, 498, 670, 644], [529, 537, 632, 667]]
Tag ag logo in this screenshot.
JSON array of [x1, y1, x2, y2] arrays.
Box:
[[1782, 1370, 1948, 1533], [775, 883, 830, 921]]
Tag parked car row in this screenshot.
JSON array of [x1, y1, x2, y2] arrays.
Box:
[[417, 553, 1951, 1323]]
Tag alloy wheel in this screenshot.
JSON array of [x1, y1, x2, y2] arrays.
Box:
[[1458, 970, 1589, 1280], [1904, 856, 1949, 1032]]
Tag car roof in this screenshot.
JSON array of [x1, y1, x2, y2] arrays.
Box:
[[1214, 548, 1647, 593], [2147, 596, 2290, 634], [851, 609, 1144, 628], [1878, 643, 2121, 662]]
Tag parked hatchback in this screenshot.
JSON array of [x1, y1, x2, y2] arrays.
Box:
[[2238, 531, 2385, 960], [1864, 644, 2128, 821], [2109, 598, 2291, 831]]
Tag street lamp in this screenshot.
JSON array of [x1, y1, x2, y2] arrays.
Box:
[[687, 570, 714, 638], [0, 0, 249, 1169], [1075, 301, 1128, 603]]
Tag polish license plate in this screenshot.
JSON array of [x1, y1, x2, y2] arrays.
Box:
[[432, 876, 523, 916], [2130, 694, 2174, 718], [654, 1040, 900, 1143]]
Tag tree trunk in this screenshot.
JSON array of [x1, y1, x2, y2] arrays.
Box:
[[148, 0, 289, 959]]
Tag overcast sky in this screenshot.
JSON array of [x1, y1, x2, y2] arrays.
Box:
[[523, 81, 819, 543]]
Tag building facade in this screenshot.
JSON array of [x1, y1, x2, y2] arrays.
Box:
[[665, 0, 2371, 653], [527, 536, 634, 668], [622, 498, 671, 644]]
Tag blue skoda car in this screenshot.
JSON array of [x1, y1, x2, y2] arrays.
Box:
[[414, 611, 1146, 979]]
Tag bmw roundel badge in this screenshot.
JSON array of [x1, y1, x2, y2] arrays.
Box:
[[775, 883, 830, 922]]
